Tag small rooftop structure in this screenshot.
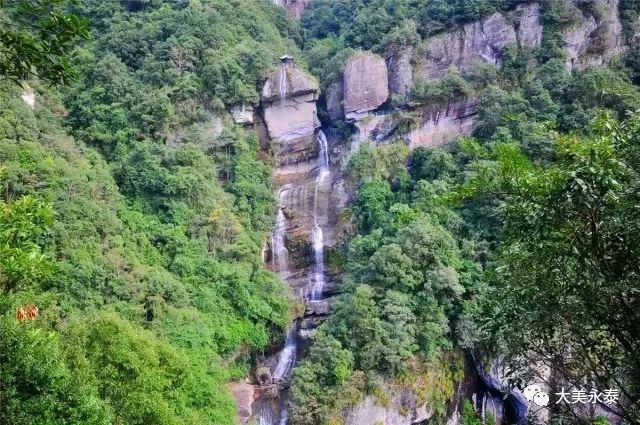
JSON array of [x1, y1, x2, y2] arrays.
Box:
[[280, 54, 295, 67]]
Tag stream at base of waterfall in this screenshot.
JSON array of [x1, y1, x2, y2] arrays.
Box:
[[258, 130, 332, 425]]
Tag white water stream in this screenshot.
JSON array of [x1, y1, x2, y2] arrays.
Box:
[[309, 130, 330, 301], [272, 326, 297, 381], [279, 66, 287, 103], [271, 208, 289, 275], [259, 130, 332, 425]]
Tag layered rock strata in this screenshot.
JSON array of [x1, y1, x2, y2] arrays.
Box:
[[261, 65, 320, 166]]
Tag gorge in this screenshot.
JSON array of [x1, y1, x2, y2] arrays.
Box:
[[1, 0, 640, 424], [237, 0, 639, 423]]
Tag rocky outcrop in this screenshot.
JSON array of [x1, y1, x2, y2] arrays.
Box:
[[230, 104, 254, 125], [407, 99, 477, 148], [344, 383, 432, 425], [387, 47, 413, 98], [343, 52, 389, 120], [562, 0, 625, 69], [515, 3, 544, 49], [262, 65, 320, 165], [332, 0, 628, 148], [283, 0, 310, 18], [353, 114, 399, 144], [416, 0, 624, 79], [416, 4, 546, 81], [420, 12, 518, 81]]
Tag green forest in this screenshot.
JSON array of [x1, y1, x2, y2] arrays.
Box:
[[0, 0, 296, 423], [1, 0, 640, 424]]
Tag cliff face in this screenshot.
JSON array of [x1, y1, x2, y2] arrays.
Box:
[[261, 65, 320, 166], [562, 0, 625, 69], [420, 12, 519, 81], [406, 99, 478, 149], [419, 3, 544, 80], [329, 0, 628, 149], [343, 52, 390, 120]]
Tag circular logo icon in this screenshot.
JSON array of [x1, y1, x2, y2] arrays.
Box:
[[523, 384, 549, 406]]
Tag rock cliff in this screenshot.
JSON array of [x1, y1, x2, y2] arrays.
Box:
[[420, 12, 519, 81], [562, 0, 625, 69], [324, 0, 629, 149], [261, 65, 320, 166], [343, 52, 389, 120], [407, 99, 478, 148]]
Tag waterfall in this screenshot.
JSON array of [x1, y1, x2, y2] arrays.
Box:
[[279, 66, 287, 102], [317, 129, 330, 172], [259, 189, 298, 425], [271, 208, 289, 274], [310, 218, 325, 300], [258, 131, 333, 425], [279, 409, 288, 425], [309, 130, 330, 301], [273, 326, 297, 381], [258, 403, 275, 425]]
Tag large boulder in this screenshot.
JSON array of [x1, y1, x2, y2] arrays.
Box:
[[343, 52, 389, 120]]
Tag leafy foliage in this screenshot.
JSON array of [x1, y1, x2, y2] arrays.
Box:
[[0, 0, 89, 83], [0, 0, 298, 422]]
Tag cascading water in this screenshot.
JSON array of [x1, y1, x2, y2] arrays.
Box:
[[258, 131, 333, 425], [279, 66, 288, 103], [279, 409, 288, 425], [271, 208, 289, 275], [317, 129, 330, 172], [259, 189, 298, 425], [272, 326, 297, 381], [309, 130, 330, 301], [259, 405, 274, 425]]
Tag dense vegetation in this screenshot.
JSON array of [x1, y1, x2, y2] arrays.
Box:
[[3, 0, 640, 424], [0, 1, 300, 423], [289, 1, 640, 423]]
